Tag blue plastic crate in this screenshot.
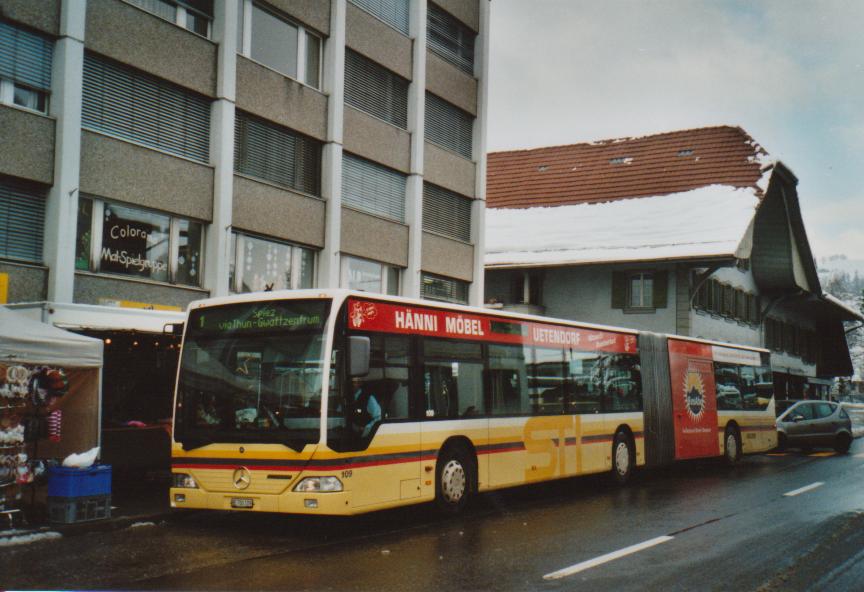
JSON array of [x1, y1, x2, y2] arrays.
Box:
[[48, 495, 111, 524], [48, 465, 112, 498]]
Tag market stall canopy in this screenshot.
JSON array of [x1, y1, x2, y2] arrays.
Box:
[[0, 306, 103, 367]]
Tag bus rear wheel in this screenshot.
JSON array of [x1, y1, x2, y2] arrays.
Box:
[[724, 425, 741, 465], [435, 446, 473, 514], [611, 431, 634, 485]]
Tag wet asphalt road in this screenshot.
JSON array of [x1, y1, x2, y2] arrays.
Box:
[[4, 441, 864, 591]]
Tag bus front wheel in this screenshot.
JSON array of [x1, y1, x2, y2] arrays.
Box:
[[435, 446, 473, 514], [611, 431, 634, 485]]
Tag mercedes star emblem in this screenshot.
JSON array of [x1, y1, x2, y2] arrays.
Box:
[[232, 467, 251, 490]]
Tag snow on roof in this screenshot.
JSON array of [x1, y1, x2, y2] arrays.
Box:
[[485, 185, 761, 268]]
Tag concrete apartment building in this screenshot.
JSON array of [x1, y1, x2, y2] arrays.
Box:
[[0, 0, 488, 465]]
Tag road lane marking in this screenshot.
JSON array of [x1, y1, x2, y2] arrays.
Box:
[[542, 535, 674, 580], [783, 482, 825, 497]]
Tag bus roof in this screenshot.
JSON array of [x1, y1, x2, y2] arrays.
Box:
[[185, 289, 641, 336]]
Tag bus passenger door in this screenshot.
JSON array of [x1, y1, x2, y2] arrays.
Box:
[[668, 340, 720, 459]]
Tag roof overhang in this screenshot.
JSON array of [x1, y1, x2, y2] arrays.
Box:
[[820, 293, 864, 322], [5, 302, 186, 333]]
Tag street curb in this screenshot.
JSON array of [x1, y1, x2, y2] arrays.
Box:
[[47, 508, 195, 538]]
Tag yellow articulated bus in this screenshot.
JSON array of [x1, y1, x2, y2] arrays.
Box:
[[170, 290, 777, 515]]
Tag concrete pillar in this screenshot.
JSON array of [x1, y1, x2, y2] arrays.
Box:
[[203, 0, 239, 297], [469, 0, 491, 306], [44, 0, 86, 303], [402, 0, 428, 299], [318, 0, 347, 289]]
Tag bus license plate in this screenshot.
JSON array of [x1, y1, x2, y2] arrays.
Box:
[[231, 497, 254, 509]]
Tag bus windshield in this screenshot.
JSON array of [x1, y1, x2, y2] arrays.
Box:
[[174, 299, 330, 451]]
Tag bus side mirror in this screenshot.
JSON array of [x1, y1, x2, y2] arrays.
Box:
[[349, 336, 371, 377]]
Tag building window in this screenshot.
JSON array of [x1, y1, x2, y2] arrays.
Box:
[[234, 111, 322, 195], [425, 92, 473, 159], [423, 183, 471, 242], [342, 153, 406, 222], [612, 270, 667, 310], [629, 272, 653, 308], [126, 0, 214, 38], [237, 0, 323, 89], [82, 53, 211, 163], [427, 2, 475, 75], [229, 232, 315, 293], [76, 197, 204, 286], [421, 272, 469, 304], [0, 178, 46, 263], [344, 49, 409, 129], [348, 0, 409, 35], [0, 21, 53, 114], [342, 255, 400, 295], [509, 271, 542, 305]]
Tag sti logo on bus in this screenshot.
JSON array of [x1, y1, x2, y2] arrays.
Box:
[[684, 366, 706, 420]]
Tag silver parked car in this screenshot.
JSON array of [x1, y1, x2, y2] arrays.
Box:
[[775, 400, 853, 453]]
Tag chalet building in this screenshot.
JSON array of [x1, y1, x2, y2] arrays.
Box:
[[484, 126, 863, 399]]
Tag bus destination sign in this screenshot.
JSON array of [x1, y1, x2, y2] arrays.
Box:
[[191, 300, 327, 335]]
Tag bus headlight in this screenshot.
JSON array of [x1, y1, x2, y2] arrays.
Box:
[[293, 476, 343, 493], [173, 473, 199, 489]]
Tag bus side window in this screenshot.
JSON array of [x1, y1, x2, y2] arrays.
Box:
[[601, 354, 642, 412], [422, 338, 484, 418], [715, 363, 743, 410], [351, 333, 411, 422], [488, 344, 530, 415]]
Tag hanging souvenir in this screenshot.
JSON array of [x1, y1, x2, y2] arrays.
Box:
[[29, 367, 69, 406]]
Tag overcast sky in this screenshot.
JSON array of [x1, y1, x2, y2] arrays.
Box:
[[487, 0, 864, 262]]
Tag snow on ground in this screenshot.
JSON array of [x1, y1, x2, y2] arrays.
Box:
[[0, 530, 62, 547], [485, 185, 761, 268]]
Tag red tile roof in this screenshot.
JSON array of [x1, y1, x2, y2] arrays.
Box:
[[487, 126, 769, 209]]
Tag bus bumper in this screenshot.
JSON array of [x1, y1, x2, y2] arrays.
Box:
[[169, 487, 353, 515]]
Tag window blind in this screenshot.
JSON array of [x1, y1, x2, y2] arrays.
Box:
[[0, 21, 53, 90], [423, 183, 472, 242], [342, 153, 406, 222], [421, 272, 469, 304], [0, 179, 45, 263], [234, 111, 321, 196], [344, 49, 408, 129], [427, 3, 475, 75], [425, 92, 473, 158], [82, 53, 211, 163], [349, 0, 409, 35]]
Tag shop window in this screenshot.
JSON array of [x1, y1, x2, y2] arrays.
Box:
[[229, 231, 316, 293], [77, 197, 203, 286], [237, 1, 323, 88], [126, 0, 214, 38], [341, 255, 400, 295], [0, 21, 53, 114]]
